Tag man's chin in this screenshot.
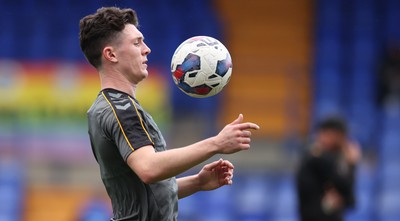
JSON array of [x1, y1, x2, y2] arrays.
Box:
[[143, 70, 149, 78], [139, 71, 149, 81]]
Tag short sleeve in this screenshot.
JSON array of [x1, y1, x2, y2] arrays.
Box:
[[101, 91, 154, 161]]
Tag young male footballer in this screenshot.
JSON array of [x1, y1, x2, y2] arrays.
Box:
[[79, 7, 259, 221]]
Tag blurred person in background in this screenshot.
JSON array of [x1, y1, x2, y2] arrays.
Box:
[[296, 117, 361, 221], [79, 7, 259, 221]]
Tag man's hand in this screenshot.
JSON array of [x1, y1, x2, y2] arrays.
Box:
[[213, 114, 260, 154], [177, 159, 234, 198], [322, 187, 343, 214], [343, 141, 361, 165], [197, 159, 234, 191]]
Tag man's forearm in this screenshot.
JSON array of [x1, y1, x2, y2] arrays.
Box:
[[177, 175, 201, 199], [128, 137, 218, 183]]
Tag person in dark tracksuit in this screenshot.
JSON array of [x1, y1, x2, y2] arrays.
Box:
[[296, 117, 360, 221]]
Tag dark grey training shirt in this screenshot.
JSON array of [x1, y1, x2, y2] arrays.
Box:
[[87, 88, 178, 221]]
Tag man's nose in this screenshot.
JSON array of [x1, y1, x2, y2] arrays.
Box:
[[143, 43, 151, 55]]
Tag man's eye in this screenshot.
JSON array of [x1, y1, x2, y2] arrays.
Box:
[[134, 42, 140, 46]]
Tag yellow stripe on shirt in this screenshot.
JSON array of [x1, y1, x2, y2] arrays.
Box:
[[101, 91, 135, 151], [129, 97, 154, 144]]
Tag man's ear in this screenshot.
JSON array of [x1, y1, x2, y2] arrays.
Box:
[[103, 46, 118, 63]]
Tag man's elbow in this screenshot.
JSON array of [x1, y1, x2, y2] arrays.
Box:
[[140, 173, 157, 184], [126, 149, 165, 184], [136, 166, 162, 184]]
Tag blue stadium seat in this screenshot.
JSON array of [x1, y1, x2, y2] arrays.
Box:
[[270, 176, 297, 221], [0, 159, 24, 221], [78, 200, 111, 221], [376, 189, 400, 220], [0, 14, 16, 58], [352, 38, 377, 66], [346, 182, 374, 221], [199, 212, 233, 221], [384, 0, 400, 40], [378, 161, 400, 188], [177, 192, 201, 220], [0, 214, 18, 221], [353, 0, 376, 32], [233, 175, 273, 220], [27, 16, 50, 59], [316, 0, 344, 29], [315, 37, 342, 67], [379, 131, 400, 160]]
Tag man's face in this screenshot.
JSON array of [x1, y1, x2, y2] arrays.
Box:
[[112, 24, 151, 84], [317, 129, 346, 151]]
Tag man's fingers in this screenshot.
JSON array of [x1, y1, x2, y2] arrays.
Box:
[[239, 137, 251, 144], [228, 167, 233, 175], [239, 143, 251, 150], [236, 122, 260, 130], [203, 159, 223, 171], [223, 172, 233, 179], [229, 114, 243, 125], [224, 176, 233, 185], [221, 160, 234, 169], [241, 130, 252, 137]]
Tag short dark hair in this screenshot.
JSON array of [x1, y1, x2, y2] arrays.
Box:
[[79, 7, 139, 68], [317, 117, 348, 134]]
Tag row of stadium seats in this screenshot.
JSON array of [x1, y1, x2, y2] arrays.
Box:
[[0, 0, 221, 65], [314, 0, 400, 116], [314, 0, 381, 145], [179, 173, 298, 221]]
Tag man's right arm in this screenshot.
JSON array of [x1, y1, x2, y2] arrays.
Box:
[[127, 114, 259, 184]]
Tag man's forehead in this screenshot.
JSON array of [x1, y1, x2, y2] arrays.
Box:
[[124, 24, 143, 39]]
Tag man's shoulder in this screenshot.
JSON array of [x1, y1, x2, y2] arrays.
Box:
[[101, 88, 138, 112], [101, 89, 131, 102], [94, 88, 148, 130], [88, 92, 110, 116], [88, 89, 133, 115]]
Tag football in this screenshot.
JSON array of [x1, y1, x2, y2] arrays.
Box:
[[171, 36, 232, 98]]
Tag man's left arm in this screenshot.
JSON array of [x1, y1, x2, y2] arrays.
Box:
[[177, 159, 234, 199]]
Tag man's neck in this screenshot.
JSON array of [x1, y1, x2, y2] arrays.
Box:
[[99, 69, 137, 98]]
